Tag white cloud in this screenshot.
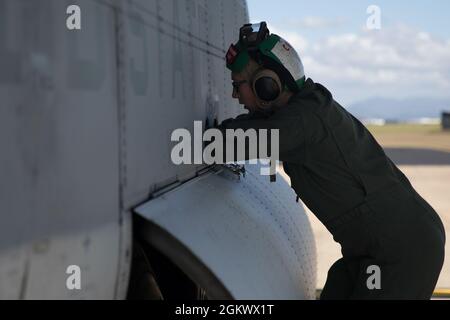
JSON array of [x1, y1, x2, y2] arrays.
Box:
[[265, 22, 450, 104], [318, 25, 450, 82]]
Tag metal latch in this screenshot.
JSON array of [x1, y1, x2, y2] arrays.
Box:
[[222, 164, 246, 179]]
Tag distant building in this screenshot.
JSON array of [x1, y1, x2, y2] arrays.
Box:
[[406, 118, 441, 125], [443, 112, 450, 130], [384, 119, 400, 124]]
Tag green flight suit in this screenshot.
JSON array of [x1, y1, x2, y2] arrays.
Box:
[[216, 78, 446, 299]]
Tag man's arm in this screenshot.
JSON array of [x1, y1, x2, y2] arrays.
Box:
[[212, 106, 305, 163]]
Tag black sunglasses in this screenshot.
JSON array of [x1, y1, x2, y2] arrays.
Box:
[[232, 80, 248, 92]]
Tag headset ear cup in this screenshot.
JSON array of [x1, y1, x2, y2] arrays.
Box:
[[252, 69, 282, 104]]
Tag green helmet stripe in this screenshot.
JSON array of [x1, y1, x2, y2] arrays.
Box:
[[257, 34, 280, 56], [227, 50, 249, 73], [226, 33, 305, 90], [226, 41, 249, 73], [296, 76, 306, 89]]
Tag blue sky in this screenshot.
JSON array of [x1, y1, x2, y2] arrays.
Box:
[[247, 0, 450, 106], [248, 0, 450, 40]]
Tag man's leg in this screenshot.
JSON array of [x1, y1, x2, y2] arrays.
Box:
[[320, 258, 356, 300]]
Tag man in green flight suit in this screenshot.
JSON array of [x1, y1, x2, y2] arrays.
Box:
[[217, 22, 446, 299]]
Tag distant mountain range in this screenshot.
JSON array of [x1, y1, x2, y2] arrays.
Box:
[[346, 97, 450, 122]]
